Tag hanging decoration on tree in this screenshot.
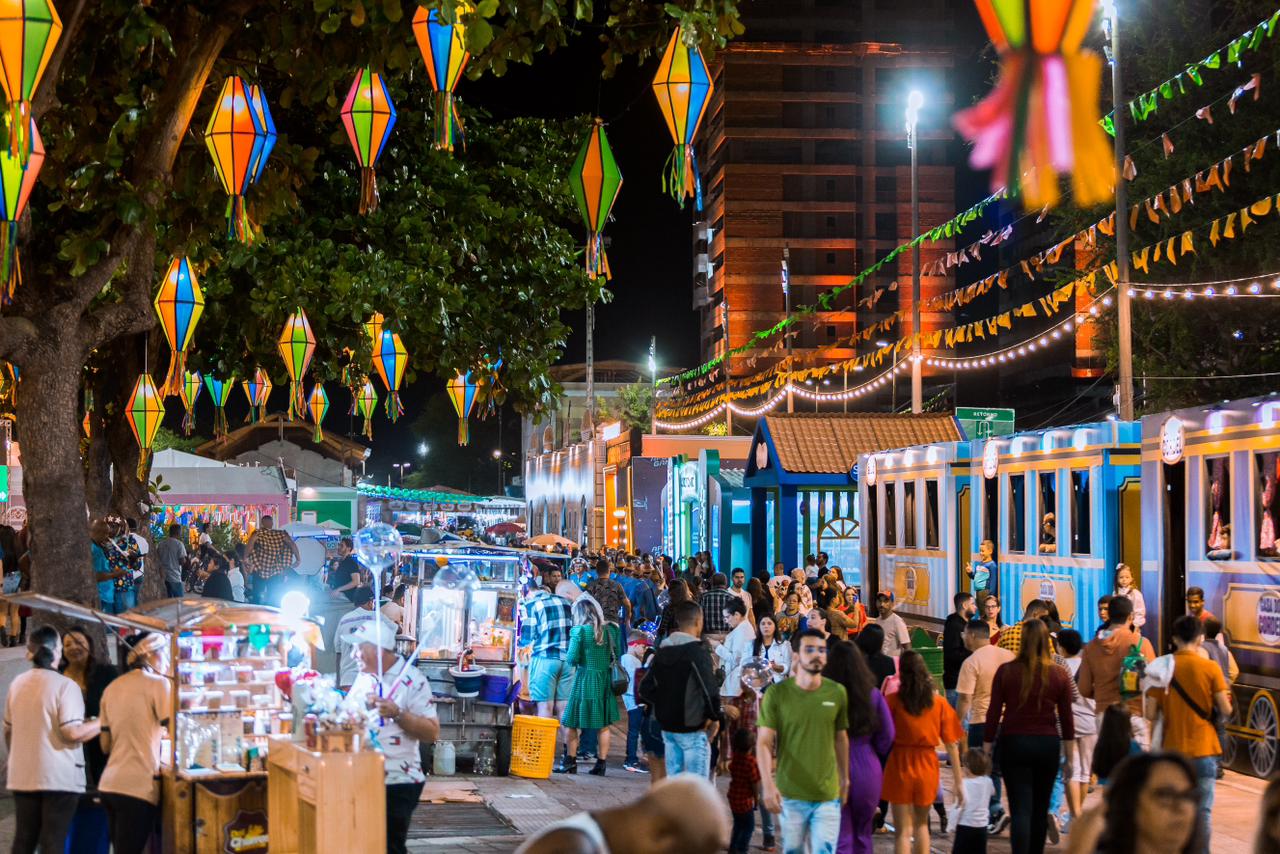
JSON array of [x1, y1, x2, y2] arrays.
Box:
[[0, 113, 42, 304], [153, 257, 205, 397], [446, 371, 477, 446], [0, 0, 60, 162], [953, 0, 1113, 210], [651, 26, 713, 209], [79, 384, 90, 438], [568, 120, 623, 279], [356, 378, 378, 440], [411, 4, 469, 152], [180, 369, 202, 436], [474, 355, 505, 417], [203, 374, 233, 440], [241, 367, 272, 423], [246, 84, 277, 186], [340, 67, 397, 214], [307, 383, 329, 443], [372, 329, 408, 422], [205, 76, 270, 242], [364, 312, 385, 352], [126, 373, 164, 478], [277, 308, 316, 421]]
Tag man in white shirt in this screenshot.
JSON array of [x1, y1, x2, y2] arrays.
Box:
[[345, 621, 439, 854], [334, 588, 378, 690], [873, 593, 911, 658], [729, 568, 753, 622], [954, 619, 1015, 834]]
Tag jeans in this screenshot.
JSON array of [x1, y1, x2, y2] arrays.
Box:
[[946, 689, 959, 709], [102, 792, 158, 854], [661, 730, 711, 778], [625, 707, 643, 763], [12, 790, 79, 854], [760, 800, 776, 841], [998, 734, 1060, 854], [1049, 754, 1065, 816], [165, 580, 185, 598], [953, 824, 989, 854], [780, 798, 841, 854], [1191, 755, 1217, 854], [386, 782, 425, 854], [730, 809, 756, 854], [968, 724, 1003, 820], [114, 587, 137, 613]]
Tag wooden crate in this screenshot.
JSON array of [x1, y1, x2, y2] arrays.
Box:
[[267, 736, 386, 853]]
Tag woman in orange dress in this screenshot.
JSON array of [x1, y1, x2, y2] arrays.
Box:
[[881, 650, 965, 854]]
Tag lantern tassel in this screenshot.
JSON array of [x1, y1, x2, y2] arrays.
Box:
[[258, 400, 269, 422], [136, 448, 151, 482], [433, 92, 465, 152], [162, 351, 185, 399], [662, 144, 703, 210], [7, 102, 28, 164], [226, 196, 257, 244], [385, 391, 404, 423], [0, 221, 19, 306], [457, 416, 469, 446], [181, 403, 196, 436], [288, 382, 304, 421], [362, 413, 374, 440], [312, 421, 324, 444], [214, 406, 229, 441], [358, 167, 379, 215]]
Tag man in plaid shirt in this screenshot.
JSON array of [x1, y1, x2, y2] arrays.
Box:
[[699, 572, 735, 644], [519, 566, 576, 771]]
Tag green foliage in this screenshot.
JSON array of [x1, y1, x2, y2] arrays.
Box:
[[209, 523, 241, 553], [152, 427, 207, 454], [597, 382, 652, 431]]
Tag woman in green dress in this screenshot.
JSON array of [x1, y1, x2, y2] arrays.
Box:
[[560, 595, 620, 775]]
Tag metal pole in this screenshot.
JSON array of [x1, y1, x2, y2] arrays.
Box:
[[783, 246, 794, 413], [892, 349, 898, 412], [585, 304, 595, 429], [649, 336, 657, 434], [909, 110, 923, 414], [842, 366, 848, 414], [1108, 2, 1135, 421]]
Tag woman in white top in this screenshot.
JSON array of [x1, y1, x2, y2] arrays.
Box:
[[99, 633, 171, 854], [1054, 629, 1097, 825], [751, 614, 792, 683], [4, 626, 102, 854], [1113, 563, 1146, 629]]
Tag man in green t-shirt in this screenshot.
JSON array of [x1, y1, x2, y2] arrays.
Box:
[[757, 628, 849, 854]]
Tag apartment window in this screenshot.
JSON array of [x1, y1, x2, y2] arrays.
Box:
[[875, 176, 897, 202], [1008, 474, 1026, 553], [825, 178, 837, 199], [875, 213, 898, 240], [884, 482, 897, 546], [826, 252, 837, 265], [826, 215, 837, 231], [826, 325, 837, 340], [824, 105, 836, 126]]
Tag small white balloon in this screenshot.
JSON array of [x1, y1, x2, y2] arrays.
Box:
[[740, 657, 773, 692], [434, 564, 479, 593], [354, 523, 403, 571]]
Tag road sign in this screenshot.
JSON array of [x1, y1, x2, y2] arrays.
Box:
[[957, 407, 1015, 440]]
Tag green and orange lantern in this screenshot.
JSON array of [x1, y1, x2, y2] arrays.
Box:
[[569, 120, 622, 280], [153, 257, 205, 397], [180, 369, 202, 436], [953, 0, 1112, 209], [205, 76, 269, 242], [372, 329, 407, 422], [126, 373, 164, 478], [0, 112, 42, 303], [446, 370, 477, 446], [651, 26, 713, 209], [307, 383, 329, 443], [203, 374, 233, 440], [241, 367, 272, 423], [356, 378, 378, 440], [412, 4, 469, 151], [0, 0, 61, 162], [277, 308, 315, 421], [340, 67, 397, 214]]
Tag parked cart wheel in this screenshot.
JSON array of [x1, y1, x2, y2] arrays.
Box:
[[1248, 691, 1279, 779], [1221, 700, 1241, 770]]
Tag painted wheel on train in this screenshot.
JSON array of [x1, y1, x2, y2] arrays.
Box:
[[1248, 691, 1280, 778], [1221, 699, 1241, 769]]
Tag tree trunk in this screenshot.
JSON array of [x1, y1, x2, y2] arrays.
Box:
[[83, 417, 111, 519]]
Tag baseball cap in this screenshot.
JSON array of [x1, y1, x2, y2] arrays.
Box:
[[344, 616, 398, 651]]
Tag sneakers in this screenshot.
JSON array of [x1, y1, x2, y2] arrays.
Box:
[[1047, 813, 1061, 845], [988, 814, 1010, 836], [622, 761, 649, 773]]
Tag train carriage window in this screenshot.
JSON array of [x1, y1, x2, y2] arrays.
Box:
[[884, 483, 897, 547], [1038, 472, 1057, 554], [925, 480, 940, 549], [903, 482, 918, 548], [1070, 470, 1092, 555], [1257, 451, 1280, 558], [1205, 456, 1232, 558], [1008, 474, 1026, 553]]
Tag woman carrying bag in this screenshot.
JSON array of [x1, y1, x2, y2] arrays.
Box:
[[560, 595, 621, 775]]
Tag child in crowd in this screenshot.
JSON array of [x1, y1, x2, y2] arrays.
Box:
[[727, 727, 760, 854], [948, 749, 995, 854], [1091, 703, 1142, 786], [621, 630, 650, 773]]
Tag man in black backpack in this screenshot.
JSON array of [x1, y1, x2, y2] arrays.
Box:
[[638, 600, 723, 779]]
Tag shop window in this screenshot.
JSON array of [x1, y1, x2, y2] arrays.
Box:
[[903, 481, 917, 548], [1205, 456, 1232, 557], [1008, 474, 1026, 553], [1258, 452, 1280, 558], [1070, 470, 1092, 555], [884, 482, 897, 546], [924, 480, 940, 549], [1038, 472, 1057, 554]]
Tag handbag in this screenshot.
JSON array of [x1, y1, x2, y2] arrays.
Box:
[[608, 631, 629, 697]]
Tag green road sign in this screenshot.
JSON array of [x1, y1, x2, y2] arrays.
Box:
[[956, 407, 1015, 440]]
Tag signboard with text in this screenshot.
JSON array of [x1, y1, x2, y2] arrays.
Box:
[[957, 407, 1015, 440]]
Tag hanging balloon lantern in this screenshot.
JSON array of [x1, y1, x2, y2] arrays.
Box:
[[474, 355, 504, 418], [372, 329, 408, 422], [651, 26, 713, 209], [0, 0, 60, 162], [126, 373, 164, 478], [0, 113, 42, 304], [307, 383, 329, 443], [356, 378, 378, 440], [203, 375, 233, 439], [277, 308, 316, 421], [152, 257, 205, 397], [180, 370, 203, 437], [445, 371, 477, 446], [340, 67, 397, 215], [246, 83, 277, 186], [241, 367, 272, 423], [953, 0, 1113, 210], [364, 312, 385, 353], [205, 76, 267, 242], [411, 4, 470, 152], [81, 408, 90, 438], [568, 120, 622, 280]]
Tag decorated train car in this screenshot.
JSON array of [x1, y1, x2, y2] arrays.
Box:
[[1141, 394, 1280, 778]]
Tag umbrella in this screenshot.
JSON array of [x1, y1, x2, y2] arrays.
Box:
[[528, 533, 577, 549], [486, 521, 524, 536]]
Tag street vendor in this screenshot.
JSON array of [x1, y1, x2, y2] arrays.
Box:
[[345, 619, 439, 854]]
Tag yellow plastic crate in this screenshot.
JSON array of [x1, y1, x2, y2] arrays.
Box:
[[509, 714, 560, 779]]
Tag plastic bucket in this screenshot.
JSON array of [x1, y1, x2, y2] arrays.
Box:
[[479, 674, 511, 704], [450, 666, 486, 698]]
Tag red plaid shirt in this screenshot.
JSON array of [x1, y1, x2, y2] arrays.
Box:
[[727, 751, 759, 814]]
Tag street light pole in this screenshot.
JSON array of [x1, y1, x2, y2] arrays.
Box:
[[907, 89, 924, 414], [783, 245, 793, 413], [648, 336, 657, 434], [1106, 1, 1135, 421]]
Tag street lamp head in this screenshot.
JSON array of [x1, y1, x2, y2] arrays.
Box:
[[875, 339, 891, 348], [417, 442, 428, 457], [492, 449, 502, 459], [907, 90, 925, 112]]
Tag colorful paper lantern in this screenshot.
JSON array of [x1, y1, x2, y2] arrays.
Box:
[[180, 369, 202, 436], [568, 120, 622, 280], [205, 76, 267, 242], [0, 0, 60, 162], [277, 308, 316, 421], [340, 68, 397, 214], [651, 26, 713, 208], [953, 0, 1113, 210], [372, 329, 408, 422], [241, 366, 272, 423], [411, 5, 469, 151], [474, 355, 505, 417], [246, 83, 277, 186], [153, 257, 205, 397], [356, 378, 378, 440], [307, 383, 329, 443], [0, 112, 42, 303], [126, 373, 164, 478], [203, 374, 233, 439], [364, 312, 385, 353], [445, 371, 477, 445]]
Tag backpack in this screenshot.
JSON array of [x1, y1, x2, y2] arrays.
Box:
[[1119, 642, 1146, 698]]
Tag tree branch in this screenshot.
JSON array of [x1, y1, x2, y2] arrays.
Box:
[[82, 300, 156, 353], [31, 0, 91, 116], [0, 315, 40, 362]]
